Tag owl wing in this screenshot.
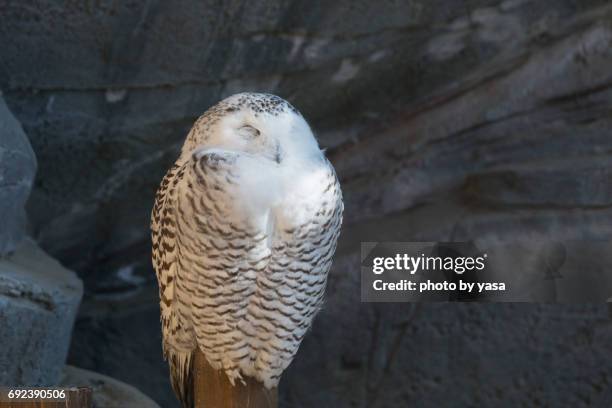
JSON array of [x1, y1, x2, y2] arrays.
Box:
[[151, 161, 196, 408], [152, 148, 268, 406]]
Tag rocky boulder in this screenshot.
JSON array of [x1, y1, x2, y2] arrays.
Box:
[[0, 94, 36, 256], [0, 239, 83, 386]]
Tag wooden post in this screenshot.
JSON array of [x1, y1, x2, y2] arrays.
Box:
[[193, 349, 277, 408], [65, 388, 92, 408]]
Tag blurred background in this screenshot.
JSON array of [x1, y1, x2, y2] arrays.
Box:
[[2, 0, 612, 406]]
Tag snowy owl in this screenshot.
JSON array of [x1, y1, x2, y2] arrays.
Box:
[[150, 93, 343, 407]]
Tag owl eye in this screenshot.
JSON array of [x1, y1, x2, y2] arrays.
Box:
[[237, 125, 260, 139]]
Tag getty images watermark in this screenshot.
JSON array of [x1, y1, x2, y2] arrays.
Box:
[[360, 241, 612, 302], [361, 242, 501, 302], [371, 252, 494, 293]]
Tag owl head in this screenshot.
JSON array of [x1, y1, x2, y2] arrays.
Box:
[[181, 93, 321, 165]]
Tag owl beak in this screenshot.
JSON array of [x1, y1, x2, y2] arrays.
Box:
[[273, 142, 282, 164]]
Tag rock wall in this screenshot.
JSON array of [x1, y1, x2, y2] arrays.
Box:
[[2, 0, 610, 284], [0, 95, 36, 256], [2, 1, 612, 407], [0, 94, 83, 387]]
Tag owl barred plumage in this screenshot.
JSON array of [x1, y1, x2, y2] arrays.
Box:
[[151, 93, 343, 407]]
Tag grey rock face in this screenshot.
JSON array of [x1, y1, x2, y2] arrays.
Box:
[[1, 0, 609, 281], [0, 239, 82, 386], [0, 95, 36, 256], [334, 8, 612, 223], [278, 249, 612, 407]]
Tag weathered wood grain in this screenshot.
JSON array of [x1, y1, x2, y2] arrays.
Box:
[[193, 350, 277, 408]]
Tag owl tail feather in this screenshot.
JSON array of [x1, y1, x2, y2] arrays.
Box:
[[168, 349, 194, 408]]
